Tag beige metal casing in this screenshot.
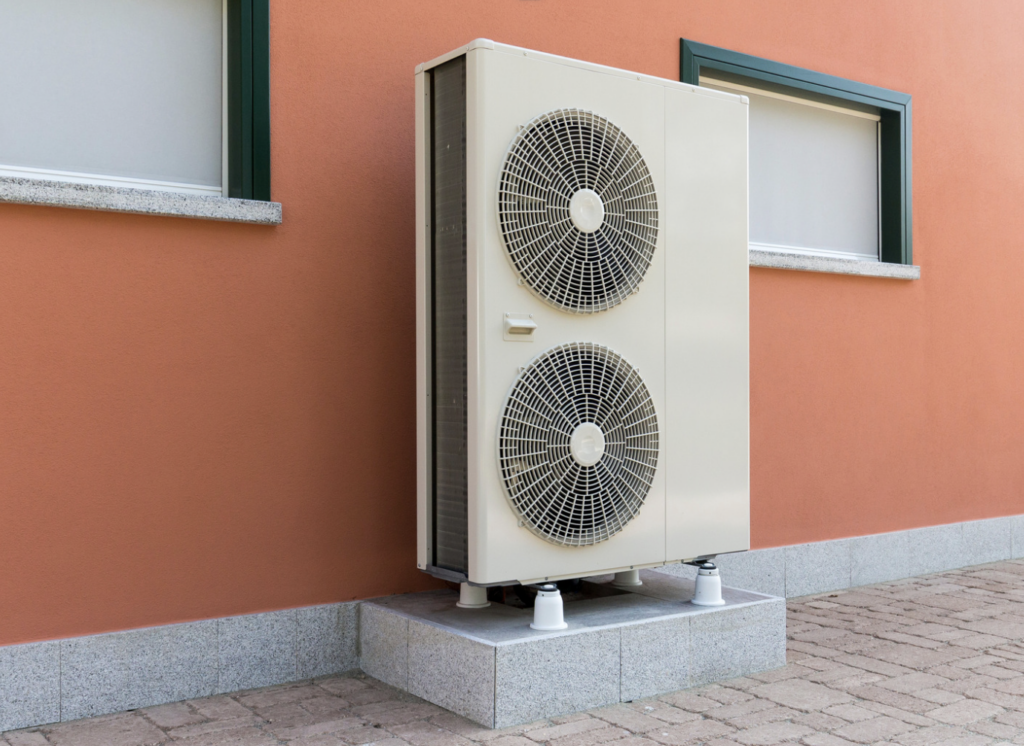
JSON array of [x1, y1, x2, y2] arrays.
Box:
[[416, 40, 749, 585]]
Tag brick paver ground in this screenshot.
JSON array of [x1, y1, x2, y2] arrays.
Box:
[[11, 560, 1024, 746]]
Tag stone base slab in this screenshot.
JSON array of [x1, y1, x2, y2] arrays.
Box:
[[359, 571, 786, 729]]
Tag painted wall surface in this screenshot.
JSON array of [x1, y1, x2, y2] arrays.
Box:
[[2, 0, 1023, 645]]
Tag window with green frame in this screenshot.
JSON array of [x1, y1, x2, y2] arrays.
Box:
[[0, 0, 270, 202], [228, 0, 272, 201], [681, 40, 912, 265]]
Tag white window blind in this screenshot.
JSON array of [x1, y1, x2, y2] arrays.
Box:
[[0, 0, 224, 195], [703, 76, 881, 262]]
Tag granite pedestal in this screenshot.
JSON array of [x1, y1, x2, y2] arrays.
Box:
[[359, 570, 786, 728]]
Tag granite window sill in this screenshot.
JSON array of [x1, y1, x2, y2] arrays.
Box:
[[0, 176, 281, 225], [750, 248, 919, 280]]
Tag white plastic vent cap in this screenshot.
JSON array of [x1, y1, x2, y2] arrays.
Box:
[[570, 422, 605, 467], [569, 188, 605, 233]]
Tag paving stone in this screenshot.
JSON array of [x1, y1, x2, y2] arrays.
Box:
[[138, 700, 206, 728], [990, 677, 1024, 695], [700, 688, 755, 706], [3, 732, 48, 746], [388, 721, 478, 746], [801, 735, 860, 746], [191, 695, 255, 720], [172, 726, 281, 746], [598, 739, 661, 746], [889, 725, 985, 745], [168, 717, 266, 740], [547, 714, 593, 727], [730, 722, 813, 745], [268, 715, 364, 740], [822, 704, 880, 722], [590, 705, 668, 733], [912, 688, 965, 705], [486, 738, 537, 746], [968, 718, 1020, 739], [645, 708, 703, 725], [427, 712, 533, 742], [703, 698, 778, 722], [790, 712, 846, 731], [287, 736, 352, 746], [718, 707, 801, 730], [301, 696, 356, 719], [523, 718, 605, 742], [749, 680, 853, 711], [2, 728, 48, 740], [831, 715, 916, 743], [842, 685, 935, 714], [547, 724, 632, 746], [237, 683, 322, 710], [654, 692, 721, 713], [646, 719, 735, 745], [43, 713, 167, 746], [926, 699, 1005, 725], [876, 674, 950, 693]]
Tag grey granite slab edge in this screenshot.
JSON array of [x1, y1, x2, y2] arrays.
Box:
[[62, 620, 218, 721], [749, 248, 920, 279], [0, 176, 282, 225], [0, 601, 358, 731], [0, 640, 59, 731]]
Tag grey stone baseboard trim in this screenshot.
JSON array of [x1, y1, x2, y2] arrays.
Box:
[[656, 514, 1024, 599], [0, 602, 358, 732], [750, 247, 920, 279], [0, 176, 282, 225]]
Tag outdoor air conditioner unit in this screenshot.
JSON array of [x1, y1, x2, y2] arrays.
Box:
[[415, 39, 749, 587]]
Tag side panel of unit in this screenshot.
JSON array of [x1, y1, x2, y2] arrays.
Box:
[[664, 89, 750, 560], [415, 69, 429, 571], [418, 57, 470, 578]]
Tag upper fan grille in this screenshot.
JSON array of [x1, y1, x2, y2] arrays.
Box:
[[498, 342, 659, 547], [497, 109, 659, 314], [497, 107, 659, 311]]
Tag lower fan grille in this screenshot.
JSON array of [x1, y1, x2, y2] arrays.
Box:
[[498, 342, 659, 547]]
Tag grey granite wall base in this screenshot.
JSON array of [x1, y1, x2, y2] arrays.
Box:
[[0, 602, 358, 732], [657, 515, 1024, 599], [360, 572, 786, 729]]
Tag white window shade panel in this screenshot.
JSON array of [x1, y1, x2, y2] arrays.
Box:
[[703, 78, 880, 261], [0, 0, 223, 194]]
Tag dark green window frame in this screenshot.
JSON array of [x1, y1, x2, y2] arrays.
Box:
[[227, 0, 271, 201], [681, 40, 912, 265]]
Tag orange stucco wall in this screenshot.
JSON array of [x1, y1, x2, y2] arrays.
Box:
[[2, 0, 1023, 646]]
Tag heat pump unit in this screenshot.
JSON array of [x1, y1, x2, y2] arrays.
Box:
[[415, 40, 749, 586]]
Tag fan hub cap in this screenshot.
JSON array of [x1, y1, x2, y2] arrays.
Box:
[[569, 188, 605, 234], [570, 422, 606, 467]]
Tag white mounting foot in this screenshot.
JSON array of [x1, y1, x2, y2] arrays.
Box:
[[612, 569, 642, 588], [456, 582, 490, 609], [530, 584, 568, 630], [691, 563, 725, 607]]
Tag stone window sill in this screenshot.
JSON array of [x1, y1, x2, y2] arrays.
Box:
[[0, 176, 281, 225], [750, 248, 920, 279]]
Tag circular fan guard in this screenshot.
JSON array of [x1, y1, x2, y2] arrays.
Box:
[[498, 342, 659, 547], [497, 109, 659, 314]]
